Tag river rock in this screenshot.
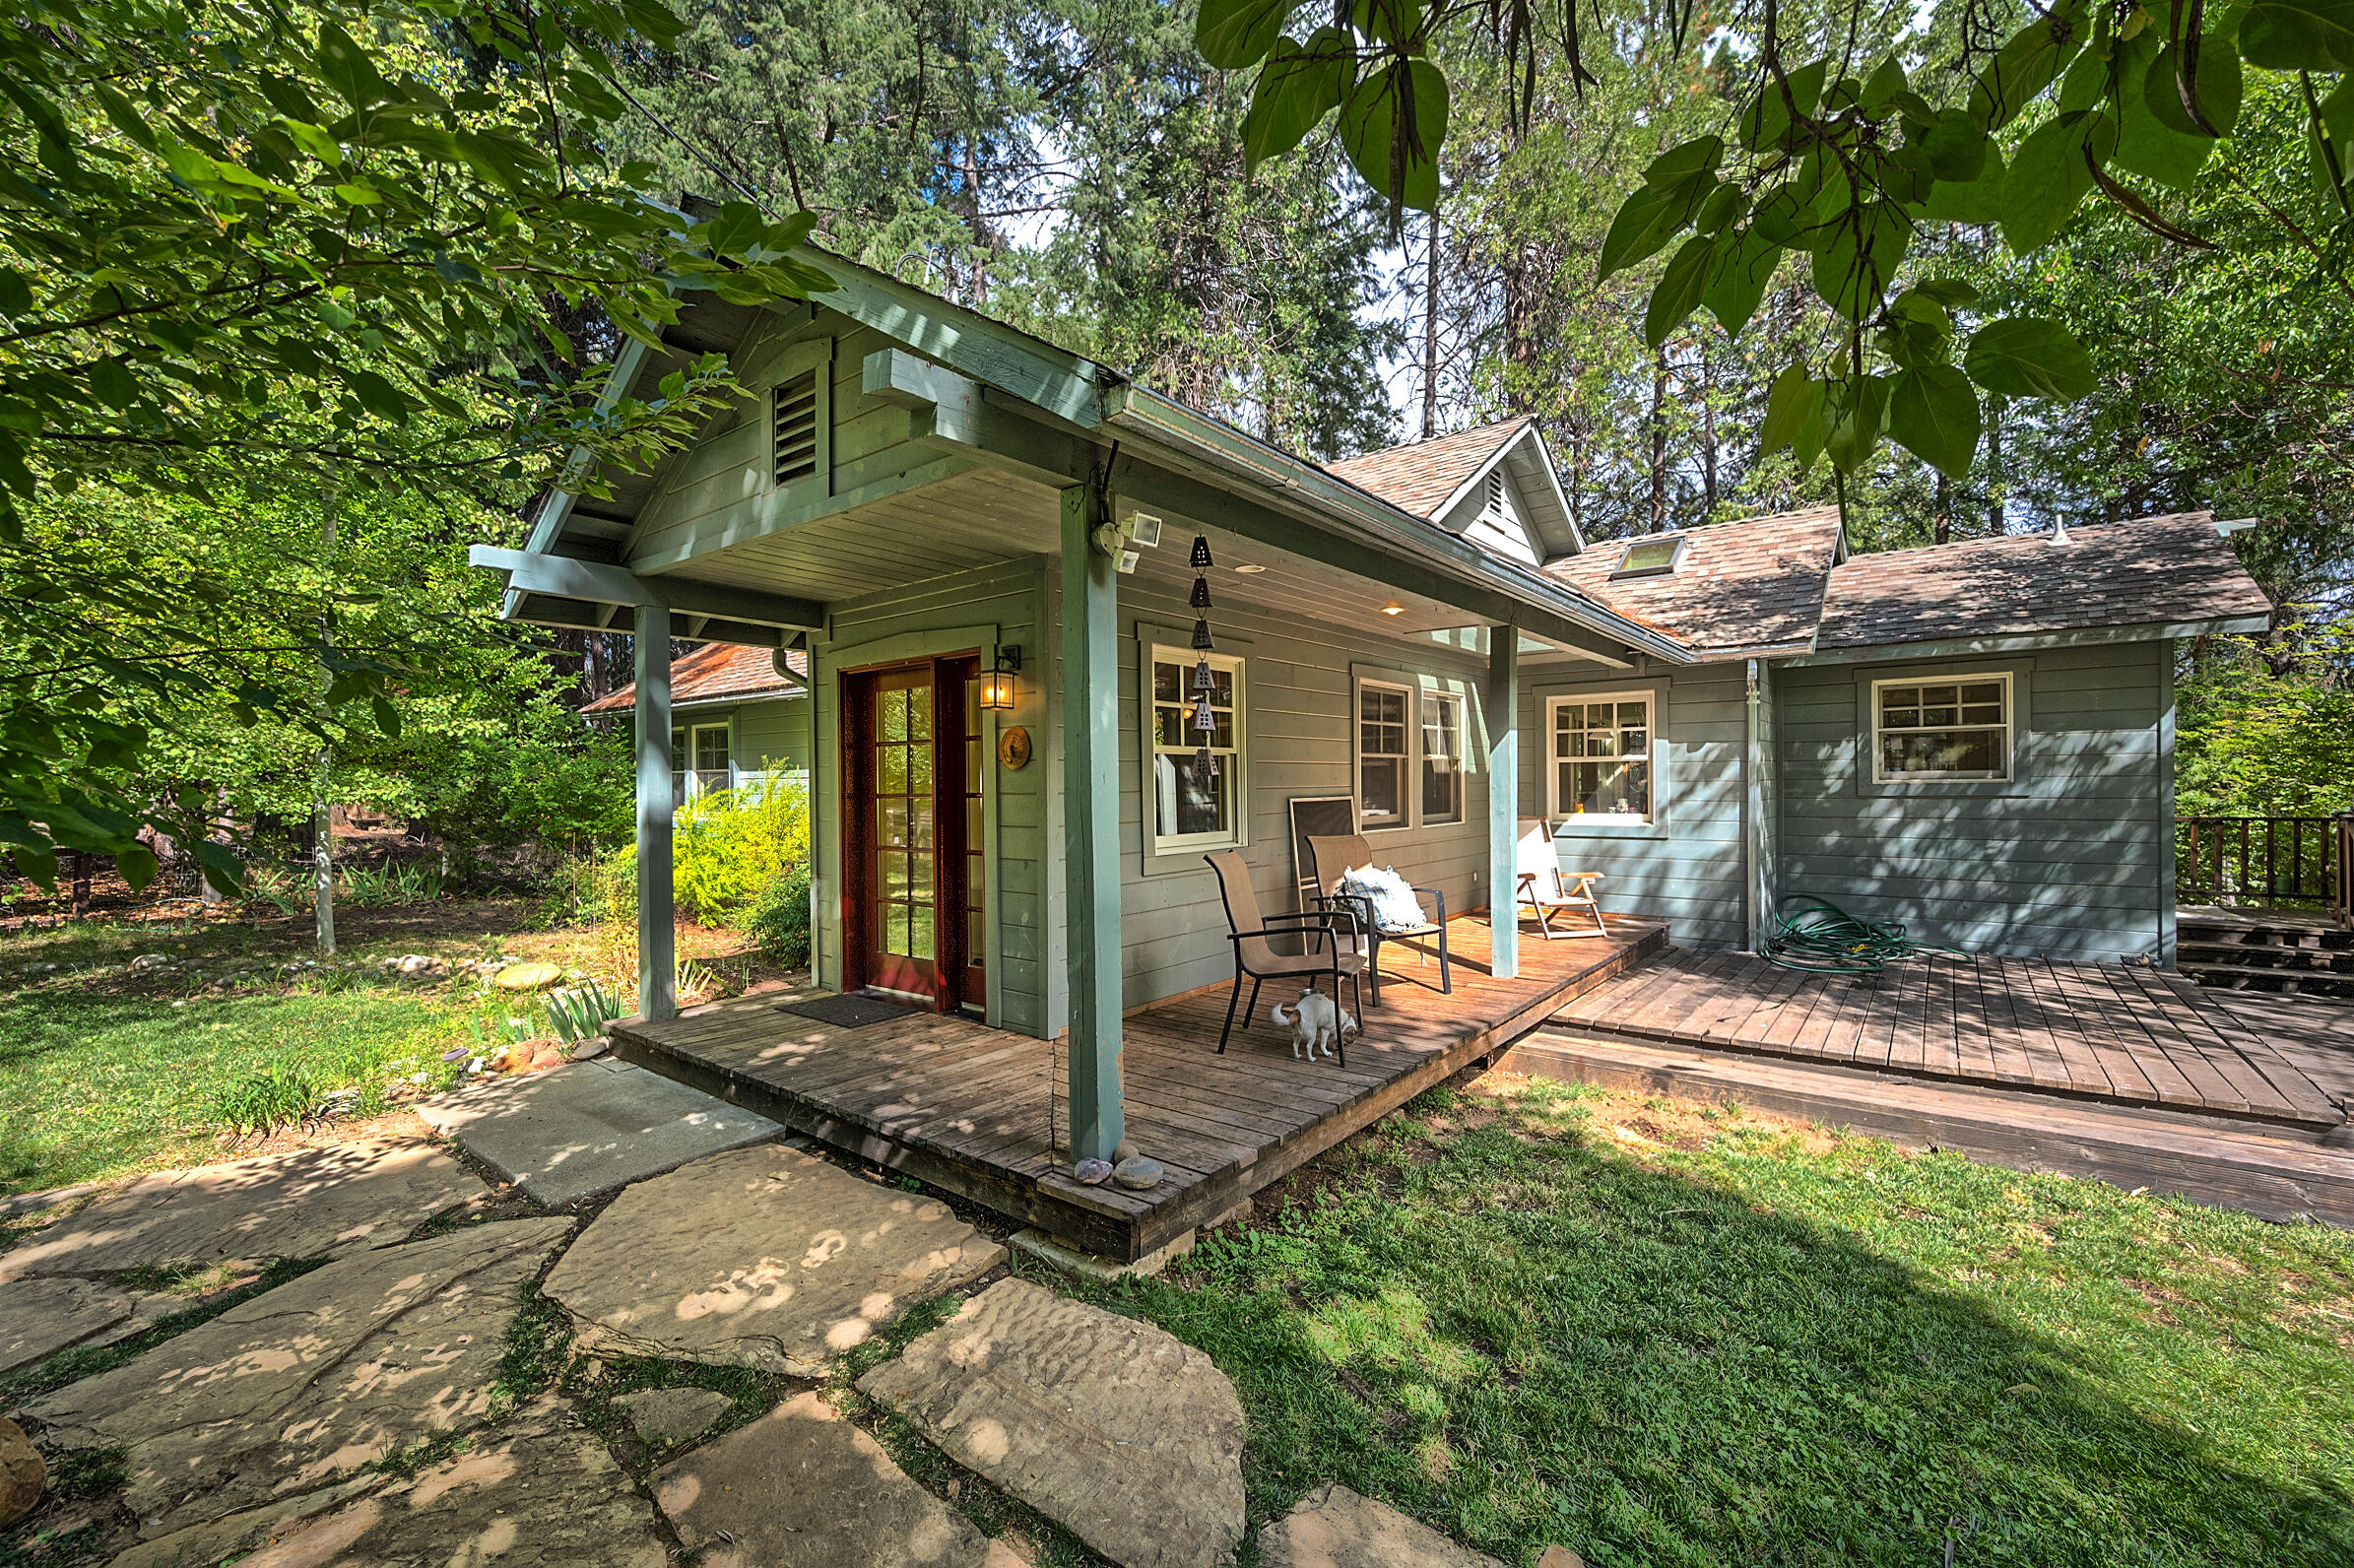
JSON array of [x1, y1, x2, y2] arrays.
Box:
[[1112, 1156, 1163, 1191], [493, 961, 566, 991], [857, 1278, 1246, 1568], [1254, 1483, 1507, 1568], [0, 1419, 41, 1528]]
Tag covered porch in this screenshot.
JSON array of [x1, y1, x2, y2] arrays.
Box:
[[609, 911, 1665, 1261]]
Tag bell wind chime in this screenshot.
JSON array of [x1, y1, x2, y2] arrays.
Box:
[[1187, 536, 1217, 788]]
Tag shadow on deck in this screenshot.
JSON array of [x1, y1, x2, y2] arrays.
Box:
[[611, 912, 1666, 1261]]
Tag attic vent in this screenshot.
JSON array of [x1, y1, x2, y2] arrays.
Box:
[[772, 370, 820, 487], [1484, 473, 1505, 516]]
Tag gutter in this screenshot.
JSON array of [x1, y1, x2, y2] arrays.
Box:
[[1102, 385, 1692, 666]]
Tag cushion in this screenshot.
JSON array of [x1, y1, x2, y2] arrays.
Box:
[[1339, 864, 1429, 934]]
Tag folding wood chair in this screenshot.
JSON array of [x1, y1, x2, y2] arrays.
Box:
[[1515, 817, 1609, 939]]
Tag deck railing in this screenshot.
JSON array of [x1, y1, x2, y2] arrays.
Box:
[[2177, 814, 2353, 916]]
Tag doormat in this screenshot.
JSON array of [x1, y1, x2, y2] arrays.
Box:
[[776, 992, 920, 1029]]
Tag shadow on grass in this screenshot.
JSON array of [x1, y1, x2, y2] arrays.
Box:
[[1086, 1083, 2354, 1568]]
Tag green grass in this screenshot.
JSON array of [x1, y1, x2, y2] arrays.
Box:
[[1073, 1079, 2354, 1568]]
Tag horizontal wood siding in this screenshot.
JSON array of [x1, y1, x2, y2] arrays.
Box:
[[1522, 661, 1750, 948], [1774, 641, 2169, 961], [721, 694, 811, 792]]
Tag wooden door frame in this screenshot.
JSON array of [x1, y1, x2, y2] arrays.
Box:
[[838, 653, 979, 1013]]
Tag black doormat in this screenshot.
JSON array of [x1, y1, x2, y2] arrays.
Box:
[[776, 992, 920, 1029]]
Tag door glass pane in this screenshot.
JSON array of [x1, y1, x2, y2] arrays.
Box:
[[879, 797, 909, 846], [881, 687, 907, 743], [907, 851, 933, 897], [887, 902, 911, 955], [967, 908, 985, 955], [910, 744, 934, 793], [908, 685, 933, 741], [880, 746, 907, 795], [1153, 660, 1179, 702], [910, 800, 936, 850], [910, 912, 936, 960]]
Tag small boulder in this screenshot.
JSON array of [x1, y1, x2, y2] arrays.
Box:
[[493, 961, 565, 992], [390, 953, 448, 979], [128, 953, 172, 971], [1113, 1155, 1163, 1191], [1255, 1483, 1507, 1567], [0, 1418, 43, 1528]]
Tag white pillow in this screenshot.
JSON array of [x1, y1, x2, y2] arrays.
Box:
[[1339, 864, 1428, 934]]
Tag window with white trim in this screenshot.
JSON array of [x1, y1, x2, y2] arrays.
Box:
[[671, 722, 732, 802], [1420, 690, 1465, 824], [1547, 693, 1654, 822], [1356, 679, 1412, 831], [1149, 646, 1244, 850], [1872, 673, 2012, 781]]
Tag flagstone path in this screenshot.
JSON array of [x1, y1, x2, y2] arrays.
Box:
[[1254, 1483, 1507, 1567]]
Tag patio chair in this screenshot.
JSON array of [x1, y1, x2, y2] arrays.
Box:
[[1205, 850, 1365, 1064], [1515, 817, 1609, 939], [1302, 833, 1452, 1000]]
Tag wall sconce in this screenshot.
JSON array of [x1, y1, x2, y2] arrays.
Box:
[[981, 646, 1021, 711]]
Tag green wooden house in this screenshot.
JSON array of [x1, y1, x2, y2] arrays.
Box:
[[474, 248, 2271, 1171]]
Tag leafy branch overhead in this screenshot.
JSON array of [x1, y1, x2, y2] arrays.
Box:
[[1197, 0, 2354, 476]]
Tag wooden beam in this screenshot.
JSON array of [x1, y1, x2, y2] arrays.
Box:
[[636, 631, 677, 1023], [1060, 477, 1126, 1163], [499, 594, 789, 649], [1487, 624, 1520, 981], [863, 349, 1091, 490], [472, 547, 824, 630]]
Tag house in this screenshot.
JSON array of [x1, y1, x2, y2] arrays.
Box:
[[583, 641, 811, 804], [471, 248, 2272, 1191]]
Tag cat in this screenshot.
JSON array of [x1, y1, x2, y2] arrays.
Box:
[[1271, 987, 1357, 1060]]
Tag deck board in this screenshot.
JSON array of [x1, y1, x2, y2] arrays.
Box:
[[615, 912, 1667, 1260]]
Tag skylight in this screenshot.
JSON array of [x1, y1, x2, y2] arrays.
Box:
[[1612, 535, 1686, 579]]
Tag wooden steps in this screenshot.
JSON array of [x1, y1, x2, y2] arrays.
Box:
[[2177, 908, 2354, 998]]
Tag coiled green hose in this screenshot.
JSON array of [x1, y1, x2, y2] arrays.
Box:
[[1761, 894, 1971, 974]]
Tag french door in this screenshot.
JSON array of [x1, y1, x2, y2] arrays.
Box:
[[842, 657, 981, 1012]]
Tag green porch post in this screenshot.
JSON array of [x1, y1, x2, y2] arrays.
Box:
[[1487, 623, 1520, 980], [1059, 478, 1125, 1162], [635, 623, 677, 1021]]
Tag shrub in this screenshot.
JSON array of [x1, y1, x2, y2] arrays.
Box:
[[673, 775, 810, 927], [744, 865, 814, 967]]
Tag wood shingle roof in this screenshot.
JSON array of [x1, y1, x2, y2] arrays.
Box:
[[1543, 507, 1844, 655], [1323, 418, 1532, 518], [583, 642, 807, 715]]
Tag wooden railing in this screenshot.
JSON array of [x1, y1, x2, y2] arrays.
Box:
[[2177, 815, 2353, 916]]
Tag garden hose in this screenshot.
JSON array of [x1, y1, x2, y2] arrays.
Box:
[[1760, 893, 1971, 975]]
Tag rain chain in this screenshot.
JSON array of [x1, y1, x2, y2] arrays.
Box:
[[1188, 536, 1217, 788]]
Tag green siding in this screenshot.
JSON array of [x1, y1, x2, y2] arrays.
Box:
[[1774, 641, 2171, 961], [674, 694, 810, 794]]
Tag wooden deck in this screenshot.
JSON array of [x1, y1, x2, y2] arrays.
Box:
[[1549, 948, 2345, 1134], [612, 913, 1667, 1260]]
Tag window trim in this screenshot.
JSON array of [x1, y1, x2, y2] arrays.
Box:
[[1869, 670, 2015, 784], [672, 718, 735, 803], [1611, 534, 1688, 580], [1354, 676, 1415, 834], [1419, 688, 1467, 826], [1145, 642, 1248, 856], [1544, 689, 1659, 824]]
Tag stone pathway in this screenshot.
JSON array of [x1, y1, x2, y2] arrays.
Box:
[[652, 1390, 1030, 1567], [0, 1136, 482, 1282], [24, 1217, 572, 1538], [416, 1058, 782, 1207], [858, 1278, 1247, 1568], [614, 1386, 733, 1449], [1255, 1484, 1506, 1568], [0, 1277, 162, 1376], [542, 1143, 1004, 1375]]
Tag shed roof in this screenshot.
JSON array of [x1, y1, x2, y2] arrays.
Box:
[[583, 643, 807, 715], [1543, 507, 1845, 656], [1816, 511, 2273, 649]]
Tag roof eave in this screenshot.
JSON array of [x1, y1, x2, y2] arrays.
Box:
[[1792, 612, 2273, 666]]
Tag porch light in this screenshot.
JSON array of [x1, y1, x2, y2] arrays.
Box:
[[1380, 600, 1406, 616], [981, 646, 1020, 711]]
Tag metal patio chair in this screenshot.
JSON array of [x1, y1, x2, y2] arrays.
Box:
[[1205, 849, 1364, 1064], [1302, 833, 1452, 1000]]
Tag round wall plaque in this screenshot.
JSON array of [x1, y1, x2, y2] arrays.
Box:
[[997, 725, 1032, 770]]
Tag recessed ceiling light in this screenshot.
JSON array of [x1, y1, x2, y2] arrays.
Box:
[[1380, 601, 1406, 616], [1233, 562, 1266, 574]]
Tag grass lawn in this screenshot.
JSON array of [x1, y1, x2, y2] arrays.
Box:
[[1081, 1077, 2354, 1568]]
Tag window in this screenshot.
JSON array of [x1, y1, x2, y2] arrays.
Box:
[[1357, 680, 1411, 830], [1873, 673, 2012, 782], [1421, 690, 1465, 824], [1612, 535, 1686, 579], [1149, 647, 1244, 850], [1548, 694, 1654, 821], [672, 722, 731, 802]]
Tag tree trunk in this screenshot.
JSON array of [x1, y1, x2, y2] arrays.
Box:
[[1985, 394, 2007, 534], [313, 477, 340, 956], [1699, 351, 1718, 517], [1935, 470, 1952, 545], [1647, 345, 1669, 532], [70, 851, 92, 917], [1421, 205, 1440, 440]]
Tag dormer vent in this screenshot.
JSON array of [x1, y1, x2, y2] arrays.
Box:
[[773, 369, 820, 487]]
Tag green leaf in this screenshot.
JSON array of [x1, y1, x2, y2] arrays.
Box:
[[1809, 201, 1909, 321], [1823, 374, 1890, 472], [705, 201, 766, 256], [2113, 33, 2212, 189], [314, 23, 388, 110], [1338, 57, 1448, 211], [345, 369, 413, 423], [1739, 58, 1828, 152], [1645, 235, 1718, 348], [372, 695, 403, 740], [1964, 316, 2099, 399], [1197, 0, 1294, 70], [12, 842, 56, 890], [2000, 111, 2113, 254], [1702, 228, 1781, 338], [1887, 365, 1984, 479], [116, 843, 159, 892], [1910, 277, 1982, 307], [2240, 0, 2354, 72], [1644, 136, 1724, 188], [2145, 36, 2242, 137], [1968, 2, 2089, 131], [1862, 54, 1909, 110], [1600, 175, 1711, 280], [1758, 364, 1823, 456], [88, 357, 139, 409], [280, 119, 343, 168], [1922, 109, 1990, 182], [1696, 182, 1747, 235], [1919, 144, 2006, 225], [1243, 30, 1351, 170]]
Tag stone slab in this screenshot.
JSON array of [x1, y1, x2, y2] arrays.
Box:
[[653, 1390, 1026, 1568], [857, 1278, 1246, 1568], [0, 1276, 138, 1374], [127, 1397, 669, 1568], [25, 1216, 573, 1538], [415, 1061, 782, 1207], [614, 1385, 734, 1447], [1254, 1484, 1506, 1568], [1010, 1226, 1195, 1281], [0, 1138, 483, 1281], [542, 1144, 1003, 1376]]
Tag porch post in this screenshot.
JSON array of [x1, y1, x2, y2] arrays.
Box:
[[1059, 478, 1125, 1161], [1486, 622, 1520, 979], [635, 623, 677, 1021]]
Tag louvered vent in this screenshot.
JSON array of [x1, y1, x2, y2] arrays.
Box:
[[1484, 473, 1505, 516], [773, 370, 819, 487]]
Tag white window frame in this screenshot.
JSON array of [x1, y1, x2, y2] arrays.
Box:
[[1870, 671, 2014, 783], [1147, 644, 1247, 854], [1419, 689, 1466, 825], [1611, 534, 1688, 580], [672, 719, 734, 803], [1545, 691, 1658, 824], [1354, 676, 1415, 834]]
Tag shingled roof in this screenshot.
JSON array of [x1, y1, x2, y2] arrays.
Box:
[[1543, 507, 1845, 656], [1324, 418, 1532, 518], [583, 642, 808, 715], [1817, 511, 2272, 650]]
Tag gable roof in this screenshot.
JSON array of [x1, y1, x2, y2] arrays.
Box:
[[583, 643, 807, 715], [1543, 507, 1845, 657], [1817, 511, 2273, 650], [1325, 419, 1531, 518]]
